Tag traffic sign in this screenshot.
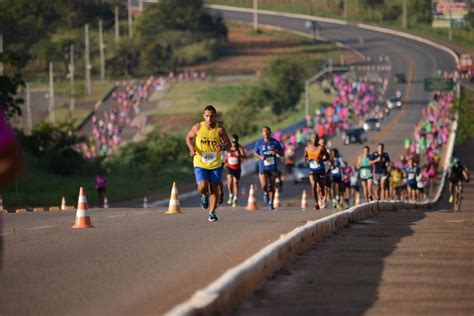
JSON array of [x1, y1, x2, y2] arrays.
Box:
[[424, 78, 454, 92]]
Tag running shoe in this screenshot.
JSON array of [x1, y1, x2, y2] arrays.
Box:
[[449, 195, 453, 203], [200, 194, 209, 210], [268, 203, 274, 210], [263, 193, 269, 205], [314, 203, 320, 210], [208, 211, 218, 222], [232, 200, 237, 208], [227, 197, 233, 205]]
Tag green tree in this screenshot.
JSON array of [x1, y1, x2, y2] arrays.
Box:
[[136, 0, 227, 71], [261, 58, 305, 116], [0, 72, 24, 118], [108, 39, 141, 76], [225, 87, 262, 137]]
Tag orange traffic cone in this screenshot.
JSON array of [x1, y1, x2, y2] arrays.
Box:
[[301, 190, 308, 211], [246, 184, 258, 211], [165, 182, 181, 214], [61, 196, 67, 211], [143, 196, 148, 208], [103, 196, 109, 208], [72, 187, 94, 229], [274, 188, 281, 209]]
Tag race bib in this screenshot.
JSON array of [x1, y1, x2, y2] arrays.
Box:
[[350, 175, 358, 185], [408, 173, 415, 180], [360, 169, 370, 178], [309, 160, 320, 169], [263, 156, 275, 166], [228, 157, 239, 165], [202, 152, 217, 164]]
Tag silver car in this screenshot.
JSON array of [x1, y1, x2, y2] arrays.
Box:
[[292, 162, 310, 184]]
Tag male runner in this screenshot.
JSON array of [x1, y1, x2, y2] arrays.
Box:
[[303, 133, 330, 210], [185, 105, 231, 221], [254, 126, 284, 210]]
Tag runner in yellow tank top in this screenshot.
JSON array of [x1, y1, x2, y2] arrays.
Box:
[[186, 105, 231, 222]]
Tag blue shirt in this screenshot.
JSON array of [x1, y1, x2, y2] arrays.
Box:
[[255, 138, 283, 172]]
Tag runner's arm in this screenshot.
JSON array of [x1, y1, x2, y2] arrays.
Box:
[[185, 124, 199, 157], [218, 126, 231, 151], [239, 147, 247, 160]]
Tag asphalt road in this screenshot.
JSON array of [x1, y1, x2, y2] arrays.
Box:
[[0, 8, 457, 316]]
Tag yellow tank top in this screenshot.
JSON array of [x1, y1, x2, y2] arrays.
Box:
[[193, 122, 222, 169]]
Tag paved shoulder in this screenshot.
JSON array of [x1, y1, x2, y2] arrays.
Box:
[[234, 182, 474, 315]]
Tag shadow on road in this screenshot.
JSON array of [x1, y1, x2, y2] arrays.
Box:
[[230, 209, 426, 316]]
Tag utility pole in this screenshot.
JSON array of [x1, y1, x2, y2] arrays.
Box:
[[0, 34, 4, 75], [99, 20, 105, 81], [344, 0, 348, 20], [402, 0, 407, 30], [115, 6, 120, 45], [69, 44, 75, 112], [253, 0, 259, 31], [128, 0, 133, 38], [49, 62, 55, 124], [448, 7, 453, 41], [85, 24, 92, 96], [305, 80, 310, 118], [139, 0, 144, 12], [26, 83, 32, 134]]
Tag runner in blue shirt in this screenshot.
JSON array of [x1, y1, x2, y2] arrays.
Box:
[[254, 126, 284, 210]]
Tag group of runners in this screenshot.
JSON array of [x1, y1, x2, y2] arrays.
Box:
[[186, 87, 469, 221]]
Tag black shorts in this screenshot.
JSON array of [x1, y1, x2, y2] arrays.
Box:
[[259, 169, 279, 178], [96, 188, 106, 194], [408, 181, 417, 190], [350, 184, 360, 192], [227, 167, 241, 181], [332, 176, 342, 184], [449, 177, 461, 184], [309, 170, 325, 178]]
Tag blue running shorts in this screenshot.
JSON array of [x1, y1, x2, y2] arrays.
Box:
[[194, 166, 223, 184]]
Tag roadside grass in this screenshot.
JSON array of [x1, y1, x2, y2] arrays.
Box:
[[158, 80, 257, 115], [53, 108, 92, 128], [0, 163, 194, 209], [30, 78, 114, 105]]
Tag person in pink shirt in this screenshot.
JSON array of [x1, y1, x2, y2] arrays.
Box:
[[1, 108, 26, 267]]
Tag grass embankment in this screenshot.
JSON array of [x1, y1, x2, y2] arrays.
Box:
[[455, 90, 474, 145], [207, 0, 474, 54], [29, 78, 114, 128]]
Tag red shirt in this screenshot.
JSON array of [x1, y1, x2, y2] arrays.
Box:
[[225, 147, 246, 170]]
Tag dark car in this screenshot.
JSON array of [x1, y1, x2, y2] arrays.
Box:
[[363, 118, 381, 131], [292, 162, 310, 184], [394, 73, 406, 83], [343, 128, 367, 145]]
